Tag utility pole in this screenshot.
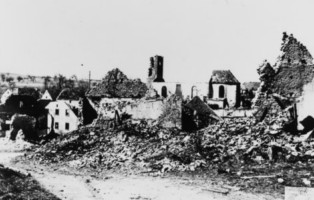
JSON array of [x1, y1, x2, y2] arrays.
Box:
[[89, 70, 91, 90], [82, 64, 91, 90]]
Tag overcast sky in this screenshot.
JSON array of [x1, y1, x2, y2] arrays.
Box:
[[1, 0, 314, 83]]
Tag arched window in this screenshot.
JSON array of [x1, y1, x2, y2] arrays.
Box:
[[219, 85, 225, 98], [161, 86, 167, 98], [191, 86, 197, 98]]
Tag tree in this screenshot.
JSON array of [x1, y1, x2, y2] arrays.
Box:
[[0, 74, 5, 82], [53, 74, 66, 90], [17, 76, 23, 82], [44, 76, 51, 89], [102, 68, 128, 96], [5, 77, 14, 82], [94, 68, 147, 98]]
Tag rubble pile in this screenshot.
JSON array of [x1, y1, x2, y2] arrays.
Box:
[[25, 109, 314, 176], [27, 121, 207, 173]]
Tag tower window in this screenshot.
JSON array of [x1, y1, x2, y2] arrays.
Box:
[[161, 86, 167, 98], [219, 85, 225, 98], [191, 86, 197, 98]]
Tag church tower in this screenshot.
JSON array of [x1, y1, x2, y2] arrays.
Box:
[[147, 55, 165, 83]]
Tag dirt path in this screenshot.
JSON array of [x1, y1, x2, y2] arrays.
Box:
[[0, 151, 280, 200]]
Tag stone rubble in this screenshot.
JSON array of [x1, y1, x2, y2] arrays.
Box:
[[25, 111, 314, 176]]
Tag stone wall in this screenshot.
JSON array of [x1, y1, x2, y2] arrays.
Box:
[[150, 82, 208, 99], [125, 100, 164, 120], [97, 98, 164, 121], [253, 33, 314, 131], [211, 84, 238, 107]]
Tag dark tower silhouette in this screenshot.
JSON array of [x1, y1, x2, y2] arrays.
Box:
[[147, 55, 165, 82]]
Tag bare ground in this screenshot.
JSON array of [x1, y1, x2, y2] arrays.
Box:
[[0, 152, 281, 200]]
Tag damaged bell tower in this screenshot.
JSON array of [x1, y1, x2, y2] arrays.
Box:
[[147, 55, 165, 83]]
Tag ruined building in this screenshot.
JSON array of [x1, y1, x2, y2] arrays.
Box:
[[147, 55, 165, 83], [208, 70, 241, 108], [147, 55, 240, 108], [253, 32, 314, 131]]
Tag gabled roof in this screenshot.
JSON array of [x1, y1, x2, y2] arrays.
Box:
[[57, 88, 82, 100], [210, 70, 239, 84], [45, 100, 79, 117], [41, 90, 53, 100]]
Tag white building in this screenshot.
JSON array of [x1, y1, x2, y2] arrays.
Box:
[[208, 70, 240, 108], [147, 55, 240, 108], [0, 88, 18, 104], [150, 81, 208, 100], [46, 100, 80, 134], [41, 90, 53, 100]]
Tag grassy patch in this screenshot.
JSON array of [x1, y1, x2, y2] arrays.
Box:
[[0, 165, 60, 200]]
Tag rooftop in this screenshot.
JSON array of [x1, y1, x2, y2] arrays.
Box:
[[210, 70, 240, 84]]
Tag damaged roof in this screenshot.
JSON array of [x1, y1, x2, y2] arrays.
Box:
[[185, 96, 222, 120], [210, 70, 240, 84], [46, 100, 79, 117], [86, 68, 148, 98], [57, 88, 83, 100]]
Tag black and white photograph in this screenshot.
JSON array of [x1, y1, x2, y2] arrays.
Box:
[[0, 0, 313, 199]]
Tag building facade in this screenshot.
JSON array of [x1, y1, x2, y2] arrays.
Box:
[[45, 100, 80, 134], [147, 55, 240, 108]]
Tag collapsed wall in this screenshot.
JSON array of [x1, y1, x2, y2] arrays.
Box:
[[253, 32, 314, 131]]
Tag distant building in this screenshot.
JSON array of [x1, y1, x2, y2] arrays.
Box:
[[41, 90, 53, 101], [147, 55, 241, 108], [0, 88, 18, 104], [45, 100, 80, 134], [208, 70, 241, 108], [147, 55, 209, 100]]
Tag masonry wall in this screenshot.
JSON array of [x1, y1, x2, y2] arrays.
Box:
[[125, 100, 164, 120], [211, 84, 237, 107], [98, 98, 164, 120], [47, 109, 79, 135], [151, 82, 208, 99], [46, 101, 80, 135]]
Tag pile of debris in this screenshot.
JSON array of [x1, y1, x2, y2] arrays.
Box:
[[26, 121, 207, 173], [25, 107, 314, 175]]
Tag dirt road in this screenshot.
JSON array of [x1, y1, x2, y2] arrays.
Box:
[[0, 150, 280, 200]]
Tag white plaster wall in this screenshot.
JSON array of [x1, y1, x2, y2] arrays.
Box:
[[125, 100, 164, 120], [212, 84, 237, 107], [297, 80, 314, 130], [151, 82, 208, 99], [214, 109, 255, 117], [99, 98, 135, 118], [99, 98, 164, 120], [46, 101, 79, 135], [207, 99, 224, 108]]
